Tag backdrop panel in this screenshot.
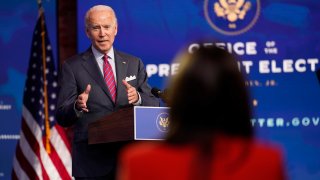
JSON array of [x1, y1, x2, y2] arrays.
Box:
[[0, 0, 57, 179], [77, 1, 320, 179]]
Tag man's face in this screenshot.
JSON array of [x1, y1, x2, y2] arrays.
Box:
[[86, 10, 117, 54]]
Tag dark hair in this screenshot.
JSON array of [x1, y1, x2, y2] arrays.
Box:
[[166, 45, 253, 144]]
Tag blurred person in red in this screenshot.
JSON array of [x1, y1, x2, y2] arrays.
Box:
[[117, 45, 287, 180]]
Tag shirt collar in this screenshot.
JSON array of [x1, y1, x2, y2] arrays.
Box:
[[91, 46, 115, 61]]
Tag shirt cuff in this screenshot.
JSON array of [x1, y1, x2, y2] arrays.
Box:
[[133, 92, 142, 105]]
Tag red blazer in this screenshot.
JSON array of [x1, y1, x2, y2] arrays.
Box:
[[117, 136, 287, 180]]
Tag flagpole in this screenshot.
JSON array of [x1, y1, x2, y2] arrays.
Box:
[[38, 0, 51, 154]]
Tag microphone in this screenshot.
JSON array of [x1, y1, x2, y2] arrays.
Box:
[[151, 87, 168, 103]]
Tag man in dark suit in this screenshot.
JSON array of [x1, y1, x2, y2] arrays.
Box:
[[56, 5, 159, 179]]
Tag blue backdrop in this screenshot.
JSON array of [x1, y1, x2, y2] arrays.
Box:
[[0, 0, 319, 179], [0, 0, 57, 179], [78, 1, 320, 179]]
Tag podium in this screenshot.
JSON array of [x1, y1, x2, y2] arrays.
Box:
[[88, 106, 170, 144]]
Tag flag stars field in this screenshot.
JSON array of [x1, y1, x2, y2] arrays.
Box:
[[12, 10, 72, 180]]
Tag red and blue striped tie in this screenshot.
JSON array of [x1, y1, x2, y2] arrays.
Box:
[[103, 55, 117, 102]]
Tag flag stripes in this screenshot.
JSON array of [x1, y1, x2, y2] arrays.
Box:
[[12, 11, 72, 180]]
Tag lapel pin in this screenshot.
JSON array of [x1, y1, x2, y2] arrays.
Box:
[[122, 61, 126, 64]]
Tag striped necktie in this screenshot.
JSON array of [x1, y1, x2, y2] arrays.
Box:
[[103, 55, 117, 102]]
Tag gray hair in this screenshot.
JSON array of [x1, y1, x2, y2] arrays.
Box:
[[85, 5, 118, 28]]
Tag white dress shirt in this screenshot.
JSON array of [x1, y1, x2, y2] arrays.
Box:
[[91, 45, 141, 105], [91, 46, 117, 83]]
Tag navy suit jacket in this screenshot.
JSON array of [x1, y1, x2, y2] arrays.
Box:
[[56, 48, 159, 177]]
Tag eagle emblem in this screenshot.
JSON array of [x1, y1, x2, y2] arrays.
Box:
[[159, 117, 169, 128], [204, 0, 260, 35], [156, 112, 170, 132], [214, 0, 251, 23]]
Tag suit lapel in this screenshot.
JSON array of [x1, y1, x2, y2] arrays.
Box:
[[81, 49, 114, 103], [114, 50, 129, 103]]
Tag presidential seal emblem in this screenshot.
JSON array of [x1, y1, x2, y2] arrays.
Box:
[[156, 112, 170, 132], [204, 0, 260, 35]]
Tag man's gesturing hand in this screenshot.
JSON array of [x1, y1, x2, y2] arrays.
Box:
[[122, 80, 138, 104], [76, 84, 91, 112]]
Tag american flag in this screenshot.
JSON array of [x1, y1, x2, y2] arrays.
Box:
[[11, 11, 72, 180]]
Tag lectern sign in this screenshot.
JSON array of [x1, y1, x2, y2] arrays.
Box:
[[134, 106, 170, 140]]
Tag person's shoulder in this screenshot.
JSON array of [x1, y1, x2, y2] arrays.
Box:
[[252, 140, 284, 155], [62, 50, 90, 66], [64, 54, 81, 62], [120, 141, 184, 161], [115, 49, 141, 61], [121, 142, 161, 157], [217, 135, 284, 159], [246, 140, 287, 179], [248, 139, 286, 166], [220, 136, 285, 163]]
